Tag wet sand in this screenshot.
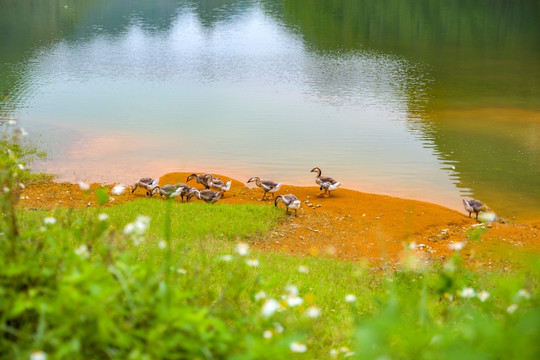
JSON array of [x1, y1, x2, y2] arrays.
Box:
[[18, 172, 540, 265]]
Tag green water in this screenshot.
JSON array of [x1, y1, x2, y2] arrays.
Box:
[[1, 0, 539, 219]]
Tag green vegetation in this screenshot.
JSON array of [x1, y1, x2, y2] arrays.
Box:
[[2, 186, 539, 358]]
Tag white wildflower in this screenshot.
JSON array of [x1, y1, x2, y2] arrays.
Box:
[[3, 187, 9, 193], [235, 242, 249, 256], [19, 128, 28, 136], [507, 304, 518, 314], [177, 268, 187, 275], [261, 299, 280, 317], [517, 289, 531, 299], [220, 254, 233, 262], [254, 291, 267, 301], [305, 306, 321, 318], [78, 181, 90, 191], [290, 342, 307, 353], [345, 294, 357, 303], [8, 119, 16, 125], [19, 183, 25, 189], [74, 244, 89, 259], [460, 287, 476, 298], [263, 330, 273, 339], [408, 241, 417, 250], [112, 184, 126, 195], [477, 290, 490, 302], [30, 351, 47, 360], [123, 223, 135, 235], [286, 295, 304, 307], [158, 240, 167, 249], [98, 213, 109, 221], [18, 164, 25, 170], [298, 265, 309, 273], [43, 217, 56, 225], [133, 215, 150, 234], [448, 241, 466, 251], [285, 285, 299, 296], [246, 258, 259, 267], [273, 322, 284, 333], [330, 349, 339, 357]]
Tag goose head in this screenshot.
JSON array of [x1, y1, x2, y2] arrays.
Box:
[[247, 177, 260, 184], [310, 167, 322, 176]]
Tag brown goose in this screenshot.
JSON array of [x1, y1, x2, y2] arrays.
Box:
[[462, 199, 487, 219], [205, 174, 232, 192], [275, 194, 301, 215], [151, 184, 179, 199], [310, 167, 341, 197], [132, 177, 159, 196], [247, 177, 282, 201], [187, 189, 223, 204], [186, 173, 214, 189], [171, 183, 194, 203]]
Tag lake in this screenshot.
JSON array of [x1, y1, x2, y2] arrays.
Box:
[[1, 0, 539, 220]]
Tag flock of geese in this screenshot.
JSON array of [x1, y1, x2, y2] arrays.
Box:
[[131, 167, 342, 215], [131, 167, 487, 218]]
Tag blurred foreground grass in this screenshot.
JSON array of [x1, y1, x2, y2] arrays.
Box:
[[1, 198, 539, 359]]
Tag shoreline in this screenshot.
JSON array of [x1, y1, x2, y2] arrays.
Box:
[[18, 171, 540, 264]]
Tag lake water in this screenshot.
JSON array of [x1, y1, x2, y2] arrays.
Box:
[[1, 0, 539, 219]]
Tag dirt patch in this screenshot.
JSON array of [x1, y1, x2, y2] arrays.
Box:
[[19, 172, 540, 265]]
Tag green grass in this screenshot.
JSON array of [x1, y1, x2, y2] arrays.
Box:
[[2, 196, 539, 359]]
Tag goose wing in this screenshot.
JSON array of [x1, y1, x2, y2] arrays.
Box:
[[260, 179, 278, 191], [139, 177, 153, 184]]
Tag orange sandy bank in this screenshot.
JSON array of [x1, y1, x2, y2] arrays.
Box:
[[18, 172, 540, 264]]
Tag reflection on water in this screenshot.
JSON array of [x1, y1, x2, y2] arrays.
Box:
[[1, 0, 539, 219]]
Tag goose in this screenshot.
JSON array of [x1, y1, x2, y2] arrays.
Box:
[[172, 183, 194, 203], [205, 174, 232, 192], [275, 194, 301, 215], [186, 173, 214, 189], [187, 189, 223, 204], [462, 199, 487, 219], [151, 184, 180, 199], [310, 167, 341, 197], [247, 176, 282, 201], [132, 177, 159, 196]]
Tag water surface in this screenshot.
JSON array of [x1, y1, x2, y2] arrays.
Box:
[[1, 0, 539, 219]]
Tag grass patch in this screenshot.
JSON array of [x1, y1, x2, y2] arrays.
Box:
[[2, 196, 539, 359]]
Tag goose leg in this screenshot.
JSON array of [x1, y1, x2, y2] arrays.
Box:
[[259, 191, 267, 202]]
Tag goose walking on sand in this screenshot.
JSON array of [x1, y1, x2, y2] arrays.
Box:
[[173, 183, 194, 203], [205, 174, 232, 192], [247, 177, 282, 201], [310, 167, 341, 197], [275, 194, 301, 215], [187, 189, 223, 204], [151, 184, 181, 199], [462, 199, 487, 219], [187, 173, 214, 189], [132, 177, 159, 196]]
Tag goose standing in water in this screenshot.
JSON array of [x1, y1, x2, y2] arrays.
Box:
[[462, 199, 487, 219], [275, 194, 301, 215], [187, 188, 223, 204], [247, 177, 282, 201], [132, 177, 159, 197], [205, 174, 232, 193], [186, 173, 213, 189], [310, 167, 341, 197]]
